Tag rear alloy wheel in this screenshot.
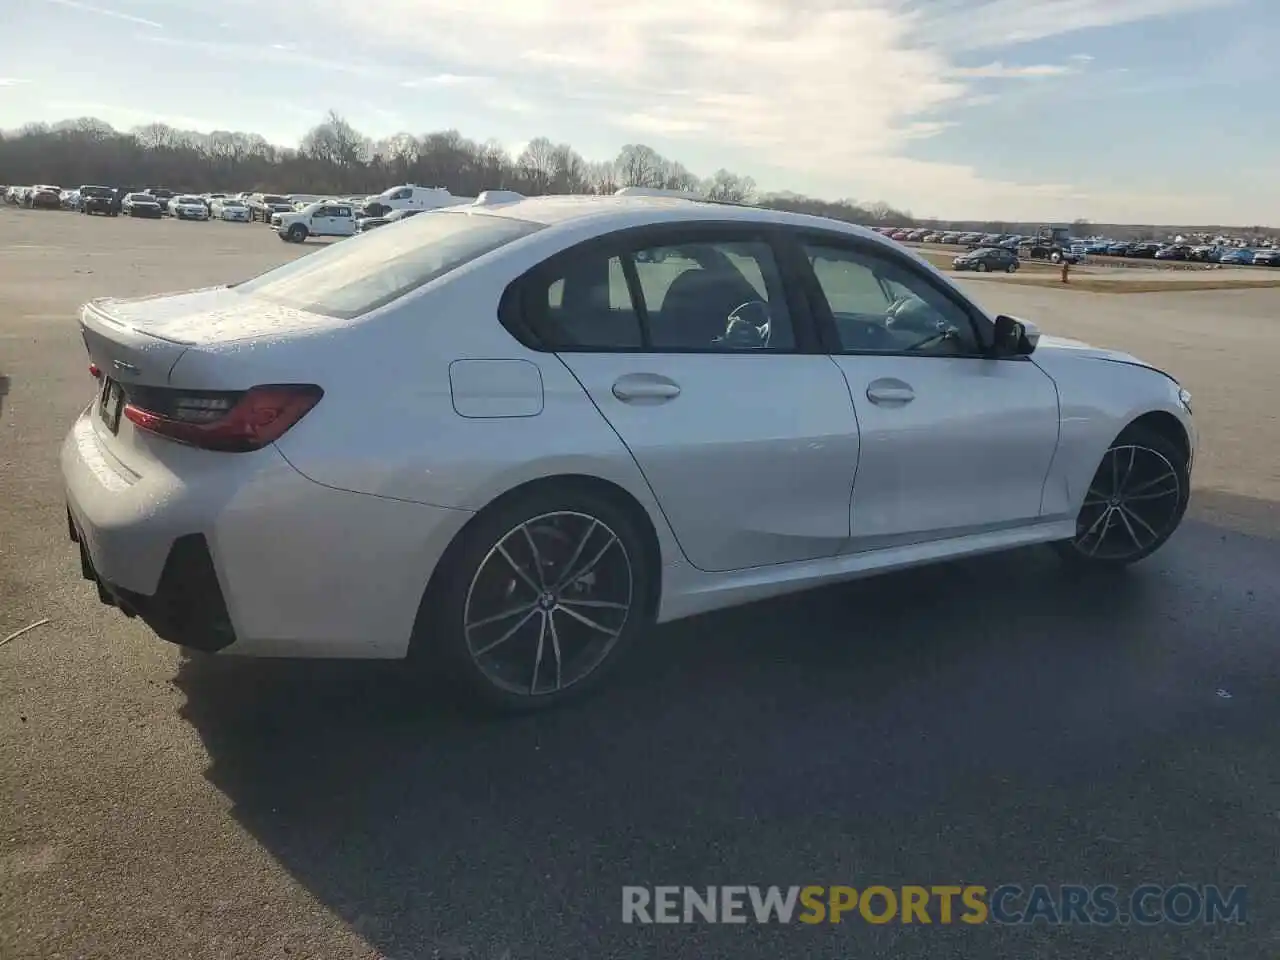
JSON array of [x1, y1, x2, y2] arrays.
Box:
[[287, 224, 307, 243], [976, 262, 988, 272], [1054, 425, 1189, 568], [416, 490, 654, 711], [1006, 262, 1018, 273]]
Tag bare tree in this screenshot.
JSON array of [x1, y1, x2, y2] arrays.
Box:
[[705, 169, 756, 203], [615, 144, 665, 187]]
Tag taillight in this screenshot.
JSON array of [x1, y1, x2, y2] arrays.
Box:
[[123, 384, 323, 452]]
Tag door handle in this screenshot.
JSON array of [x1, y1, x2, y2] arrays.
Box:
[[612, 373, 681, 404], [866, 379, 914, 405]]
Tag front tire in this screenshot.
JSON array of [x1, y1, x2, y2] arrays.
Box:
[[286, 224, 307, 242], [1053, 424, 1190, 569], [1006, 262, 1018, 273], [976, 262, 988, 272], [411, 487, 655, 712]]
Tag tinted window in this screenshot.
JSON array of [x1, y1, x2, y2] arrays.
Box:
[[805, 242, 980, 355], [531, 251, 643, 349], [631, 239, 794, 350], [525, 234, 794, 352], [237, 210, 544, 320]]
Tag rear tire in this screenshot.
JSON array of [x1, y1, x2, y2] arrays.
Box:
[[976, 262, 988, 273], [410, 487, 656, 712], [1006, 262, 1018, 273], [286, 224, 307, 243], [1052, 423, 1190, 570]]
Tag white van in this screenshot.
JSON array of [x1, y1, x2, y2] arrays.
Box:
[[361, 185, 474, 216]]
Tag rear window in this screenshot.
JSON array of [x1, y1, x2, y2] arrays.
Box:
[[235, 210, 545, 320]]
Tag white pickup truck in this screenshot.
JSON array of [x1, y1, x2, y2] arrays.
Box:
[[361, 184, 474, 217], [275, 201, 358, 243]]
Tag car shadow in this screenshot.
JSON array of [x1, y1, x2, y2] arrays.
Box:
[[175, 487, 1279, 959]]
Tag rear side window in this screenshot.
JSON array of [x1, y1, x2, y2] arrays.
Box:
[[236, 211, 544, 320], [521, 233, 794, 352]]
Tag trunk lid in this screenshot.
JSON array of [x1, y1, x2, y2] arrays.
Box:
[[79, 286, 343, 386]]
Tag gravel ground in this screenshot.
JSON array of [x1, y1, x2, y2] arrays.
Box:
[[2, 208, 1278, 960]]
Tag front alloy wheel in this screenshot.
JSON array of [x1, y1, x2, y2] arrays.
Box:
[[1057, 427, 1189, 567]]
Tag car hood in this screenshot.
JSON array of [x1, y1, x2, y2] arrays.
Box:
[[1032, 333, 1145, 364]]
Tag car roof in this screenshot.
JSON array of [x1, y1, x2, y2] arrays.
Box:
[[466, 194, 891, 246]]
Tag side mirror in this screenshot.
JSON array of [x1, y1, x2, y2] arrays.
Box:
[[993, 315, 1036, 356]]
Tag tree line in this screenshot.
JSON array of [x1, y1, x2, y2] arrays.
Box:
[[0, 110, 920, 227], [7, 111, 1265, 236]]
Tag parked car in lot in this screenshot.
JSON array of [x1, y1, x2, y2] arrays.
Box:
[[121, 193, 163, 218], [171, 195, 210, 221], [360, 184, 473, 217], [141, 188, 175, 213], [275, 200, 358, 242], [953, 246, 1020, 273], [210, 197, 250, 222], [249, 193, 296, 223], [355, 207, 423, 233], [1252, 249, 1280, 267], [1154, 245, 1190, 261], [1218, 248, 1255, 265], [62, 191, 1196, 711], [29, 185, 63, 209], [79, 185, 117, 216]]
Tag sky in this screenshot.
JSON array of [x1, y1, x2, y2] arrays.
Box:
[[1, 0, 1277, 224]]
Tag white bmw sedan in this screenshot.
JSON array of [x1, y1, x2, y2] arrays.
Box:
[[63, 194, 1195, 710]]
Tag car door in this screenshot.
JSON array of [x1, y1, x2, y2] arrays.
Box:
[[515, 225, 861, 573], [310, 205, 335, 235], [333, 206, 355, 236], [794, 234, 1061, 551]]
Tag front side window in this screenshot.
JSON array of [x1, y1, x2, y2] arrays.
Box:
[[525, 233, 795, 352], [237, 210, 545, 320], [804, 242, 981, 355]]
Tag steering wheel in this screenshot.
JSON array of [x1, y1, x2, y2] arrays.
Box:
[[884, 294, 944, 336], [717, 300, 772, 349]]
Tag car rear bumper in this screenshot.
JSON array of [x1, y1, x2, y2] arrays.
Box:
[[62, 409, 474, 658]]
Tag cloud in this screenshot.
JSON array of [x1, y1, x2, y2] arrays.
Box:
[[37, 0, 163, 29], [401, 74, 491, 89], [1069, 53, 1096, 62], [0, 78, 32, 87], [904, 0, 1238, 52], [154, 0, 1256, 219], [952, 61, 1075, 78], [136, 34, 385, 77]]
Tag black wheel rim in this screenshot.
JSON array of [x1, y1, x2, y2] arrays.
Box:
[[1071, 444, 1183, 560], [463, 511, 634, 696]]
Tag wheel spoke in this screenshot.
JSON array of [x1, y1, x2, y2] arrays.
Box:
[[1125, 469, 1178, 498], [556, 603, 621, 637], [1125, 487, 1178, 502], [529, 611, 547, 694], [496, 542, 541, 595], [519, 524, 548, 588], [547, 611, 564, 692], [559, 534, 618, 589], [1121, 503, 1161, 542], [555, 519, 598, 590], [1114, 506, 1145, 552], [1117, 445, 1137, 494], [467, 602, 537, 632], [558, 598, 629, 611], [473, 607, 539, 657], [1110, 449, 1121, 496], [1085, 508, 1115, 556]]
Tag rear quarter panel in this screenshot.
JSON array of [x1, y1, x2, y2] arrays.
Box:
[[266, 266, 685, 567]]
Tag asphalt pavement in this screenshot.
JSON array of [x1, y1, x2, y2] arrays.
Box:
[[1, 209, 1277, 959]]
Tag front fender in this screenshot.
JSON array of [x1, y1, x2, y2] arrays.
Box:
[[1033, 353, 1193, 517]]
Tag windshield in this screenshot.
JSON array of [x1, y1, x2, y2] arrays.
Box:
[[236, 210, 545, 320], [177, 196, 201, 204], [263, 195, 289, 204], [126, 193, 153, 201], [222, 199, 246, 207], [80, 186, 112, 197]]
